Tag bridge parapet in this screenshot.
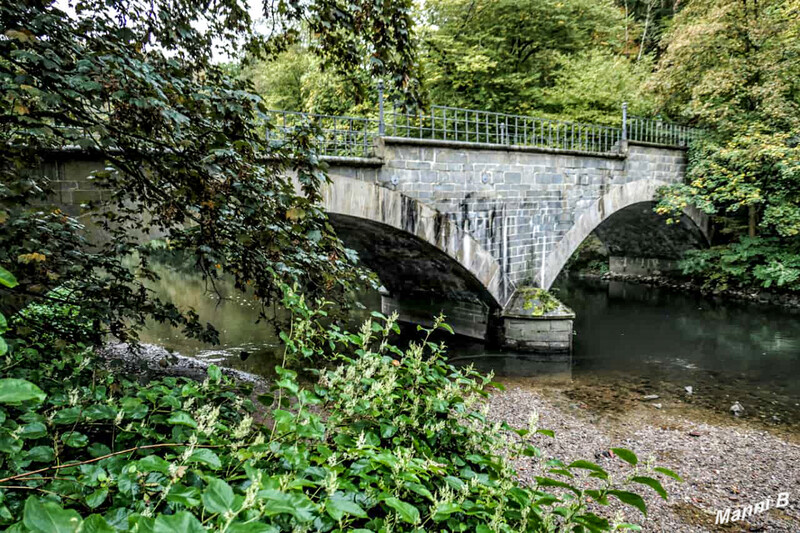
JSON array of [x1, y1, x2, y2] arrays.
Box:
[[266, 100, 700, 159]]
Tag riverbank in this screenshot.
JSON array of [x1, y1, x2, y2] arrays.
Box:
[[568, 270, 800, 310], [104, 342, 800, 531], [490, 381, 800, 532]]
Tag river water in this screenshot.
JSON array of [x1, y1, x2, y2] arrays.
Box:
[[139, 266, 800, 432]]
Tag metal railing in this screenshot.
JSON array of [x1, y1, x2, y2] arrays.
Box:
[[265, 110, 378, 158], [387, 105, 623, 154], [627, 116, 699, 147], [263, 87, 700, 158]]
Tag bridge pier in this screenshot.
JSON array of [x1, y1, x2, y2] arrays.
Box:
[[498, 289, 574, 353], [382, 288, 574, 354]]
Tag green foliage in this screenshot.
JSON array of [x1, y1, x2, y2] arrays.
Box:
[[1, 0, 417, 346], [564, 235, 610, 275], [419, 0, 645, 118], [679, 237, 800, 292], [0, 284, 677, 531], [652, 0, 800, 291], [241, 45, 377, 116], [538, 50, 655, 124], [519, 288, 561, 317]]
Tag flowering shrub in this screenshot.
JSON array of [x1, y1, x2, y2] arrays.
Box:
[[0, 284, 680, 531]]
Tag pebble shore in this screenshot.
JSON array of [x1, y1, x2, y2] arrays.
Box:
[[489, 384, 800, 532]]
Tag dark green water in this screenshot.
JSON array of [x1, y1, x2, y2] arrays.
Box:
[[554, 276, 800, 426], [138, 267, 800, 428]]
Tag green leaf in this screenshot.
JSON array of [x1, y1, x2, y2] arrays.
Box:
[[53, 407, 82, 425], [0, 337, 7, 357], [23, 496, 82, 533], [84, 404, 117, 421], [432, 502, 462, 521], [85, 488, 108, 509], [138, 455, 170, 474], [0, 266, 18, 289], [535, 476, 581, 496], [20, 421, 47, 439], [654, 466, 683, 482], [608, 490, 647, 516], [567, 460, 608, 480], [631, 476, 668, 500], [202, 477, 236, 514], [167, 411, 197, 428], [26, 445, 55, 463], [259, 489, 317, 522], [611, 447, 638, 466], [77, 514, 115, 533], [404, 481, 434, 501], [61, 431, 89, 448], [326, 496, 368, 521], [384, 497, 420, 524], [187, 448, 222, 469], [443, 476, 466, 491], [0, 378, 46, 404], [227, 523, 278, 533], [152, 511, 205, 533], [207, 364, 222, 384], [167, 485, 201, 508]]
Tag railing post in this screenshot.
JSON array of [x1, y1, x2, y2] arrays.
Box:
[[377, 80, 385, 135], [621, 101, 628, 142]]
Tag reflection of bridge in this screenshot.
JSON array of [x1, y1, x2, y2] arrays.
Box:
[[50, 104, 708, 352]]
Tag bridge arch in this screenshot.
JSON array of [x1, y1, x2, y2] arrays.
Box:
[[321, 178, 510, 310], [542, 180, 710, 289]]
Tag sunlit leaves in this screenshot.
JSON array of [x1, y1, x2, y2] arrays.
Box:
[[0, 379, 46, 404]]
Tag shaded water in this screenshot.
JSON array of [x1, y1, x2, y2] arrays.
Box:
[[553, 276, 800, 427], [138, 264, 800, 428]]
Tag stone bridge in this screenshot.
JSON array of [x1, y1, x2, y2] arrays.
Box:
[[47, 110, 708, 351], [317, 136, 708, 347]]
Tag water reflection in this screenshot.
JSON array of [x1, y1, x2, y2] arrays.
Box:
[[138, 259, 800, 426], [138, 259, 383, 376], [558, 277, 800, 390], [139, 266, 285, 376], [555, 276, 800, 426]]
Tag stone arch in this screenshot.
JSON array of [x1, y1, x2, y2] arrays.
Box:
[[542, 180, 710, 289], [321, 178, 510, 309]]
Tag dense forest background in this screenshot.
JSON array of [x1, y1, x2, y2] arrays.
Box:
[[240, 0, 800, 293]]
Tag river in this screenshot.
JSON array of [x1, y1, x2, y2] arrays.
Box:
[[138, 265, 800, 434]]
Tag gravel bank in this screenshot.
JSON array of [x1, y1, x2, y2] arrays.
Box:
[[488, 384, 800, 532]]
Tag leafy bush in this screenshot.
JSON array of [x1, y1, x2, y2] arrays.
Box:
[[679, 237, 800, 292], [0, 284, 679, 531]]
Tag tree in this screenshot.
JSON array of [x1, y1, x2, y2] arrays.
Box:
[[0, 0, 417, 344], [651, 0, 800, 290], [538, 49, 656, 123], [418, 0, 634, 115], [240, 44, 374, 116]]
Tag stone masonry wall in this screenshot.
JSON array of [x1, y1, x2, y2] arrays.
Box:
[[327, 139, 687, 292], [48, 140, 689, 306]]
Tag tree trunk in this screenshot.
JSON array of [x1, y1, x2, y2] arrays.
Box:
[[748, 205, 757, 237]]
